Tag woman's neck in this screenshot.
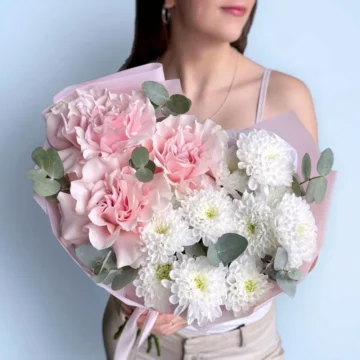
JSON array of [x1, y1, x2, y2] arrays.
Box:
[[159, 28, 241, 101]]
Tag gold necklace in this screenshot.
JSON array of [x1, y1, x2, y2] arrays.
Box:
[[156, 52, 238, 119]]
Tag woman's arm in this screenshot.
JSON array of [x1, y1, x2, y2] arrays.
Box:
[[269, 72, 319, 272], [269, 72, 318, 143]]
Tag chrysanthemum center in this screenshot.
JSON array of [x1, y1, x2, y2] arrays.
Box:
[[227, 157, 238, 174], [155, 264, 172, 281], [204, 207, 218, 220], [297, 223, 306, 237], [244, 279, 257, 293], [247, 223, 256, 234], [193, 275, 206, 291], [154, 224, 169, 235], [265, 149, 279, 160]]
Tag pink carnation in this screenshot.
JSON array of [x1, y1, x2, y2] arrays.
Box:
[[147, 115, 228, 194], [58, 155, 172, 268], [45, 87, 156, 178]]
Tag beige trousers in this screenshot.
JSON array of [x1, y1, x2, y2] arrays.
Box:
[[102, 296, 284, 360]]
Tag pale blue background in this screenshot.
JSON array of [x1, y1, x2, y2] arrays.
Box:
[[0, 0, 358, 359]]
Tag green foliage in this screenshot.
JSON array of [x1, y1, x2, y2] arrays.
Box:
[[287, 268, 304, 281], [207, 233, 248, 266], [306, 176, 327, 204], [185, 243, 206, 257], [274, 247, 288, 271], [166, 94, 192, 115], [111, 266, 139, 291], [276, 270, 297, 298], [136, 167, 154, 183], [291, 175, 302, 197], [130, 147, 156, 183], [27, 147, 67, 198], [317, 148, 334, 176], [131, 147, 150, 168], [302, 153, 311, 181], [142, 81, 170, 106], [33, 178, 61, 197]]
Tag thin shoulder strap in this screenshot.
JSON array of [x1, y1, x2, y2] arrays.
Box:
[[255, 69, 272, 124]]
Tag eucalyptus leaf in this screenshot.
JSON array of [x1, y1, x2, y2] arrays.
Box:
[[213, 233, 248, 266], [129, 159, 136, 169], [104, 251, 118, 271], [274, 247, 288, 271], [145, 160, 156, 174], [32, 147, 49, 169], [317, 148, 334, 176], [99, 250, 113, 274], [185, 243, 206, 257], [131, 147, 149, 168], [33, 178, 61, 197], [92, 269, 109, 284], [26, 168, 47, 182], [111, 267, 139, 291], [207, 243, 221, 267], [102, 270, 121, 285], [276, 271, 297, 298], [150, 100, 159, 109], [287, 268, 304, 281], [266, 266, 278, 282], [93, 261, 103, 276], [136, 167, 154, 183], [166, 95, 192, 115], [161, 106, 177, 117], [75, 245, 110, 269], [305, 179, 316, 203], [291, 176, 302, 197], [313, 176, 327, 204], [293, 173, 301, 183], [302, 153, 311, 181], [43, 148, 64, 179], [142, 81, 169, 106]]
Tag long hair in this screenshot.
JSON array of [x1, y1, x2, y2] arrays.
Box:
[[120, 1, 257, 70]]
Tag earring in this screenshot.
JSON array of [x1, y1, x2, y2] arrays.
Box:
[[162, 7, 171, 25]]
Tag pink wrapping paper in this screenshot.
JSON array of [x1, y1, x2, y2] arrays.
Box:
[[34, 64, 336, 359]]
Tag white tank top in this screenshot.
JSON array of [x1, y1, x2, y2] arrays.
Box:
[[181, 68, 273, 335]]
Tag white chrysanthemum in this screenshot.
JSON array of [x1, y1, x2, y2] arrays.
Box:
[[162, 255, 227, 326], [140, 209, 197, 264], [274, 193, 317, 268], [180, 188, 237, 246], [257, 185, 293, 208], [225, 255, 272, 316], [234, 192, 277, 259], [236, 129, 297, 191], [133, 259, 174, 313], [217, 143, 249, 198]]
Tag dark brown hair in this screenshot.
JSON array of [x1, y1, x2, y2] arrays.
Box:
[[120, 0, 257, 70]]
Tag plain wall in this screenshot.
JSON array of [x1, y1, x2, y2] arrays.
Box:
[[0, 1, 358, 359]]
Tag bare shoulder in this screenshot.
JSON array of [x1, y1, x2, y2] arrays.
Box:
[[267, 70, 318, 142]]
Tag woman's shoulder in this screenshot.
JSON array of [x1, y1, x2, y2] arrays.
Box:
[[268, 70, 312, 108], [267, 70, 318, 142]]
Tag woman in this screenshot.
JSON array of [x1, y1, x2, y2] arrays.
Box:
[[103, 0, 318, 359]]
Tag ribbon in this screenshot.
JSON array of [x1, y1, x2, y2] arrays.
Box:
[[114, 308, 159, 360]]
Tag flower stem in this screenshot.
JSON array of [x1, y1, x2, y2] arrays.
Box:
[[153, 335, 161, 357], [146, 335, 153, 353], [113, 317, 128, 340], [299, 175, 322, 186]]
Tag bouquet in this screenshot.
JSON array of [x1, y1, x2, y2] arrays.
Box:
[[27, 64, 336, 360]]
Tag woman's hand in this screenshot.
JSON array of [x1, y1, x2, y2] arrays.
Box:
[[121, 302, 188, 337]]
